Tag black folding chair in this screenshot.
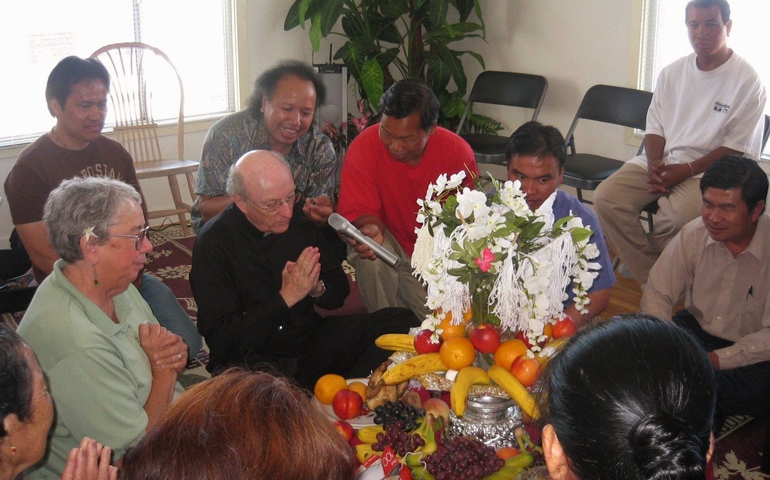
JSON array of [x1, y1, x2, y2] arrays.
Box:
[[562, 84, 653, 203], [456, 71, 548, 174]]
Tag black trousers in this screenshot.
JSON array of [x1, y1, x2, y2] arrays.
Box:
[[242, 307, 420, 393], [673, 309, 770, 418]]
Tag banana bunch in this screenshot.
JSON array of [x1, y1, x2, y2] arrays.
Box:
[[381, 353, 447, 385], [356, 425, 385, 444], [490, 452, 535, 479], [450, 366, 491, 417], [487, 365, 540, 420], [374, 333, 417, 353], [355, 414, 442, 464]]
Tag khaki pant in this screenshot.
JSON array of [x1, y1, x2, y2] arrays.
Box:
[[594, 162, 702, 285], [347, 230, 430, 321]]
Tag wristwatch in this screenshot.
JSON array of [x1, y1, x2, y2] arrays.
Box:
[[309, 280, 326, 298]]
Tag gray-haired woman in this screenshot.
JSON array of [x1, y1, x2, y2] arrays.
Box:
[[17, 176, 186, 480]]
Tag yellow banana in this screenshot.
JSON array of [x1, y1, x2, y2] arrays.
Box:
[[451, 366, 491, 417], [356, 425, 385, 444], [487, 365, 540, 420], [375, 333, 417, 353], [355, 443, 378, 464], [381, 353, 447, 385]]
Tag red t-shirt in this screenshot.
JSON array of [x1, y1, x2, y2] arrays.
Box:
[[337, 124, 477, 256]]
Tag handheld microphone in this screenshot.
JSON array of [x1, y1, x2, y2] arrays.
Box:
[[328, 213, 400, 267]]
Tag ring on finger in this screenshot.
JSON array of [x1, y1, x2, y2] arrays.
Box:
[[178, 353, 182, 360]]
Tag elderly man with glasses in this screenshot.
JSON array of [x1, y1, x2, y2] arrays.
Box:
[[190, 150, 419, 389]]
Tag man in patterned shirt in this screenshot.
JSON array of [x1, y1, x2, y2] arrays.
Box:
[[191, 60, 338, 232]]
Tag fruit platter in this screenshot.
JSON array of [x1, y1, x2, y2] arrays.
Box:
[[313, 314, 577, 480]]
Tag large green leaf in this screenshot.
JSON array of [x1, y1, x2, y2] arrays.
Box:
[[318, 0, 345, 37], [360, 59, 385, 108], [434, 45, 466, 93], [369, 17, 403, 45], [309, 12, 324, 51], [429, 0, 449, 26], [453, 0, 476, 21], [380, 0, 410, 18], [284, 0, 314, 30], [426, 55, 451, 93]]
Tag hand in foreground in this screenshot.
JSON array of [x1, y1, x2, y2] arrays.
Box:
[[347, 224, 384, 261], [139, 323, 187, 374], [302, 195, 333, 225], [280, 246, 322, 307], [647, 162, 691, 194], [61, 437, 117, 480]]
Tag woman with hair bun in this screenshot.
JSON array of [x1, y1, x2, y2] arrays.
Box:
[[541, 314, 717, 480]]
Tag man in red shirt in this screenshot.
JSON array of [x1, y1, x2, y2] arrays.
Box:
[[337, 80, 478, 319]]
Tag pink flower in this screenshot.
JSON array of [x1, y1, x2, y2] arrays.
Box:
[[474, 248, 494, 273]]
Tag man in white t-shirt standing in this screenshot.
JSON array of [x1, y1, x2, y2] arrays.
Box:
[[594, 0, 766, 285]]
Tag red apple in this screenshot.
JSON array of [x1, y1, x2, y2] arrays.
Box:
[[423, 398, 450, 425], [332, 389, 363, 420], [469, 324, 501, 354], [552, 317, 577, 339], [333, 420, 355, 442], [510, 356, 540, 388], [414, 328, 443, 354]]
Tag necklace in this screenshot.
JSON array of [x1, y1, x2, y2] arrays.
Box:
[[49, 126, 74, 150]]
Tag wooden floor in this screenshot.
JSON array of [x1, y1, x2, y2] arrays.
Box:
[[598, 270, 645, 320]]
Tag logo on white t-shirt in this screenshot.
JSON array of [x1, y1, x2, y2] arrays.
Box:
[[713, 102, 730, 114]]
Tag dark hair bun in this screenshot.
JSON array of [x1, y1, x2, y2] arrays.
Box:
[[629, 414, 707, 480]]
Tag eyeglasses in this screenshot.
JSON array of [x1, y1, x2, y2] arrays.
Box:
[[246, 193, 301, 213], [108, 226, 150, 250]]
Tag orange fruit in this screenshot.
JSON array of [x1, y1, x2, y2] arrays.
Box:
[[494, 339, 530, 370], [439, 336, 476, 370], [543, 323, 553, 339], [462, 308, 474, 322], [314, 374, 348, 405], [347, 381, 367, 400], [439, 312, 468, 341]]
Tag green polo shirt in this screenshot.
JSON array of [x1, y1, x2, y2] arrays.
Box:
[[18, 260, 184, 479]]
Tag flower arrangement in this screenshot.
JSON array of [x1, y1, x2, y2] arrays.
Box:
[[321, 99, 374, 153], [411, 171, 601, 345]]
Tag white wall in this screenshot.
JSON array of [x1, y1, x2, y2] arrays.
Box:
[[0, 0, 640, 248]]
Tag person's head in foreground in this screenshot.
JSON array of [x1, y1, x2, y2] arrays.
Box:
[[699, 155, 767, 255], [505, 121, 567, 211], [118, 369, 357, 480], [541, 314, 716, 480], [45, 176, 149, 294], [377, 79, 439, 165], [0, 323, 53, 480]]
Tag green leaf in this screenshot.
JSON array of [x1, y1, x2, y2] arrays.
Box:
[[571, 227, 593, 243], [429, 0, 450, 26], [426, 55, 451, 93], [360, 59, 385, 108], [318, 0, 345, 37], [284, 0, 304, 30], [454, 0, 475, 21], [309, 12, 324, 51]]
